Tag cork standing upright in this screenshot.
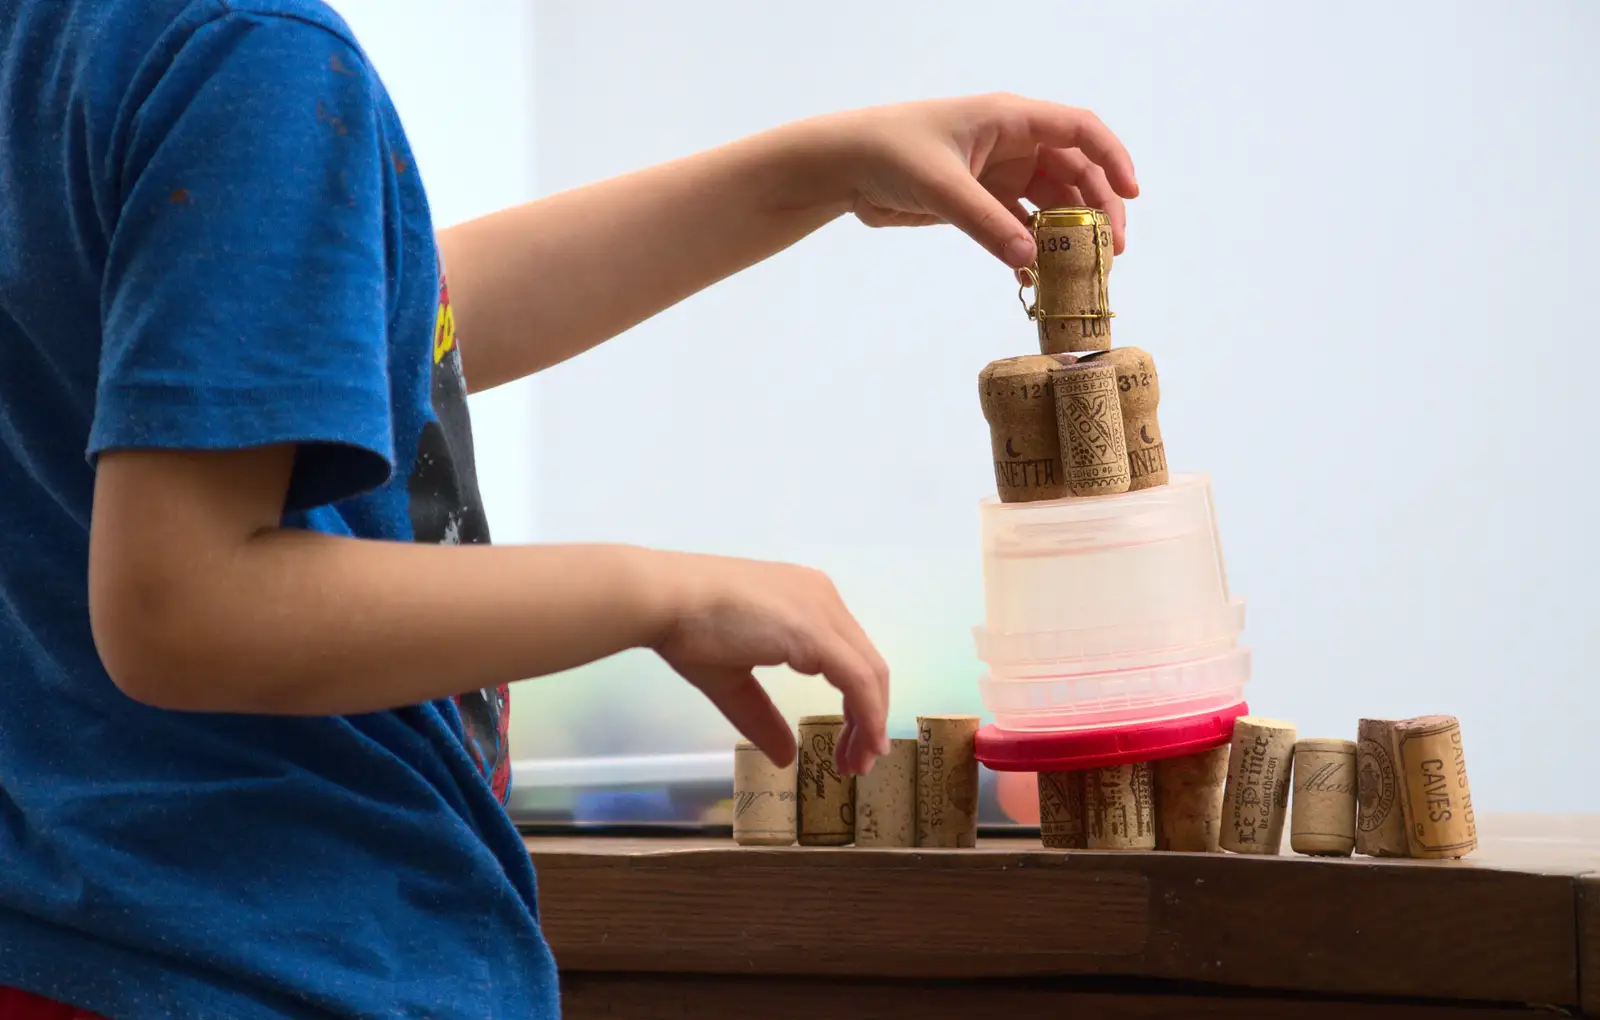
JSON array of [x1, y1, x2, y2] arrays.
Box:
[[1290, 738, 1358, 857], [1050, 361, 1131, 496], [1355, 718, 1409, 857], [1219, 717, 1297, 855], [1085, 762, 1156, 850], [1393, 715, 1477, 859], [1037, 770, 1087, 849], [978, 355, 1072, 503], [1022, 207, 1114, 354], [1082, 347, 1168, 490], [854, 738, 917, 848], [732, 741, 798, 846], [1154, 746, 1229, 852], [916, 716, 980, 848], [796, 715, 854, 846]]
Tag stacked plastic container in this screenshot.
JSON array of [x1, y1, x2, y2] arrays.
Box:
[[973, 473, 1249, 773]]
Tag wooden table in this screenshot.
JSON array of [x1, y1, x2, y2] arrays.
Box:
[[528, 814, 1600, 1018]]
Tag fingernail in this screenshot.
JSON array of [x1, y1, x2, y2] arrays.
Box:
[[1005, 235, 1034, 267]]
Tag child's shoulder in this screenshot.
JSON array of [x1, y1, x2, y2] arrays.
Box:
[[214, 0, 361, 45]]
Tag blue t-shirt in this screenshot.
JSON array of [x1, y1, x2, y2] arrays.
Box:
[[0, 2, 558, 1017]]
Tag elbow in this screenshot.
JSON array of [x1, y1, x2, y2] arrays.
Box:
[[89, 570, 227, 712]]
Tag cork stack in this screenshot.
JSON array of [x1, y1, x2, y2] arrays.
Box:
[[1023, 207, 1115, 355]]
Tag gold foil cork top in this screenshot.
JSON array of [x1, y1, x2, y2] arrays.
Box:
[[1030, 207, 1110, 230]]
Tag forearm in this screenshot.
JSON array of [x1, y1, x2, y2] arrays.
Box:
[[96, 531, 670, 716], [439, 119, 851, 391]]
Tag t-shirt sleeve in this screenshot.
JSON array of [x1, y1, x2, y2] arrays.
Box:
[[90, 13, 399, 513]]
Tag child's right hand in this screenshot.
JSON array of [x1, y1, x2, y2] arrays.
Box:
[[647, 551, 891, 776]]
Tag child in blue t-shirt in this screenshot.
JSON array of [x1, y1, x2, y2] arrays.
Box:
[[0, 2, 1137, 1018]]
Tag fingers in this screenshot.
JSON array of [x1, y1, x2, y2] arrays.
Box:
[[1023, 173, 1085, 213], [1037, 148, 1128, 254], [921, 160, 1041, 269], [1010, 97, 1139, 199], [680, 664, 797, 768], [788, 626, 887, 776]]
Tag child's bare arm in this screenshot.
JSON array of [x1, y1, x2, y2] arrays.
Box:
[[438, 94, 1137, 392], [88, 445, 889, 771]]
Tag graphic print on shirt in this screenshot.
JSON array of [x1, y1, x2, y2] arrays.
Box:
[[406, 272, 512, 802]]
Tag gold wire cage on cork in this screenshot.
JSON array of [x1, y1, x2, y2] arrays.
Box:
[[1017, 207, 1115, 354]]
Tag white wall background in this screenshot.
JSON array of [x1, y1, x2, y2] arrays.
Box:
[[338, 1, 1598, 812]]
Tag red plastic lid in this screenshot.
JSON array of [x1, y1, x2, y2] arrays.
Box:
[[975, 702, 1248, 772]]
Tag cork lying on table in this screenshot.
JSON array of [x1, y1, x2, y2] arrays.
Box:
[[732, 741, 797, 847], [977, 354, 1075, 503], [1291, 738, 1358, 857], [1085, 762, 1156, 851], [1050, 361, 1131, 497], [1219, 716, 1297, 855], [916, 716, 979, 848], [1081, 346, 1168, 491], [1037, 770, 1087, 849], [854, 738, 917, 848], [1356, 718, 1409, 857], [797, 715, 854, 847], [1393, 715, 1477, 859], [1024, 207, 1115, 355], [1154, 746, 1228, 852]]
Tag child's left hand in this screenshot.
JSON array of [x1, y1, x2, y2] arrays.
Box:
[[806, 93, 1139, 269]]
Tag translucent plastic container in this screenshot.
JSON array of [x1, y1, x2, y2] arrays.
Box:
[[974, 473, 1249, 731]]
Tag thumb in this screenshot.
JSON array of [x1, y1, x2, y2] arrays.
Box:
[[674, 662, 797, 767], [919, 162, 1036, 269]]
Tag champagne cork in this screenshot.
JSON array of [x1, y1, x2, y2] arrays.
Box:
[[916, 716, 979, 848], [1154, 746, 1228, 852], [732, 741, 798, 846], [1050, 362, 1131, 497], [1290, 739, 1358, 857], [797, 715, 854, 846], [1085, 762, 1156, 850], [1023, 207, 1114, 354], [1037, 770, 1087, 849], [1219, 717, 1297, 855], [1081, 347, 1168, 490], [1355, 718, 1409, 857], [1393, 715, 1477, 859], [977, 355, 1072, 503], [854, 738, 917, 848]]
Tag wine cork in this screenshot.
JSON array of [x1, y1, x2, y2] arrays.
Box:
[[854, 738, 917, 848], [1081, 347, 1168, 490], [916, 716, 979, 848], [1085, 762, 1156, 850], [1393, 715, 1477, 859], [797, 715, 854, 846], [1154, 746, 1228, 852], [1355, 718, 1409, 857], [1050, 362, 1131, 497], [1290, 739, 1358, 857], [1025, 207, 1114, 354], [732, 741, 798, 846], [1219, 716, 1297, 855], [978, 355, 1071, 503], [1037, 770, 1087, 849]]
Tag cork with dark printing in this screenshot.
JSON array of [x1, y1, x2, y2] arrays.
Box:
[[1085, 762, 1156, 850], [1393, 715, 1477, 859], [916, 716, 979, 848], [978, 355, 1074, 503], [1050, 361, 1131, 496], [1355, 718, 1409, 857], [1026, 207, 1114, 354], [1037, 770, 1087, 849], [1290, 738, 1358, 857], [1082, 346, 1168, 490], [797, 715, 854, 846], [1219, 716, 1297, 855]]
